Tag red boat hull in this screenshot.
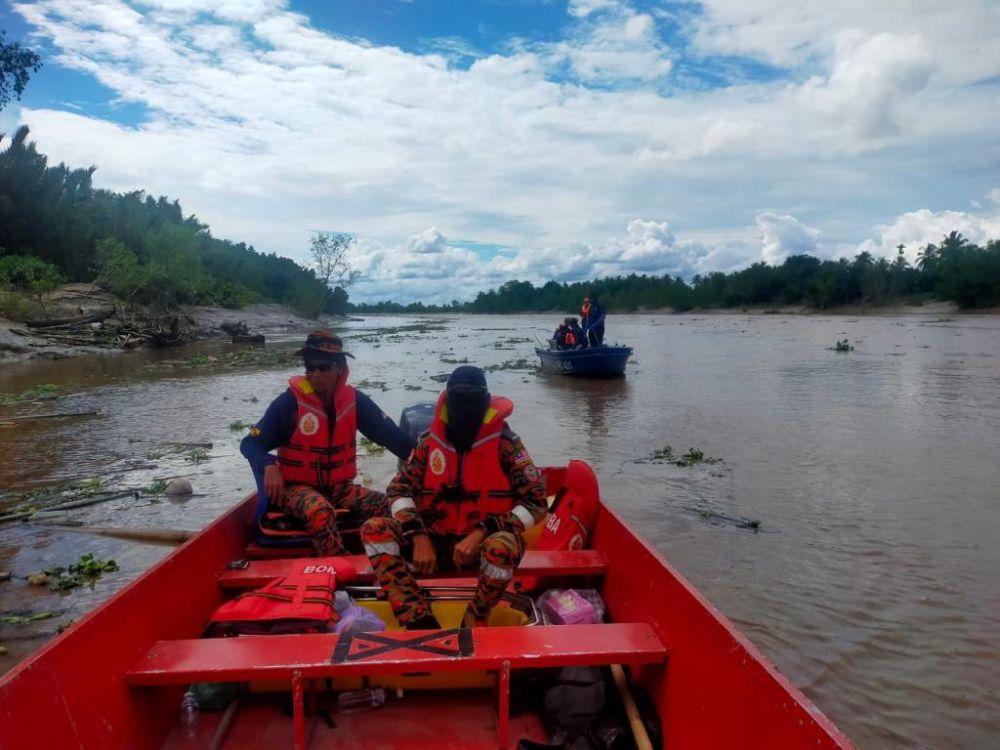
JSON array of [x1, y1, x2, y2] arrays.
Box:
[[0, 488, 854, 749]]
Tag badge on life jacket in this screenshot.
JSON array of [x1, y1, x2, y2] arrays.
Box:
[[429, 447, 447, 475]]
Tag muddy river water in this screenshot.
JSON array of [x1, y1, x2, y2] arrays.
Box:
[[1, 312, 998, 749]]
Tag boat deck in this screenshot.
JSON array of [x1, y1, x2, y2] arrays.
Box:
[[160, 691, 549, 750]]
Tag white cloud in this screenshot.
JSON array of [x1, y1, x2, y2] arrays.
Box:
[[756, 212, 820, 266], [854, 207, 1000, 264], [9, 0, 1000, 303]]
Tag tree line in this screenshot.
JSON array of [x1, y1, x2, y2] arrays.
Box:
[[0, 126, 344, 316], [353, 236, 1000, 314]]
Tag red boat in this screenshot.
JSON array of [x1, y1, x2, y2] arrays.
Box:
[[0, 462, 855, 749]]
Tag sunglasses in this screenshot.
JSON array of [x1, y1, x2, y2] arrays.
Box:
[[305, 362, 338, 372]]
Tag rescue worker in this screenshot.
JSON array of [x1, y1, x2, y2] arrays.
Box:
[[552, 320, 569, 348], [361, 366, 548, 629], [240, 330, 415, 556], [581, 292, 606, 346], [566, 317, 583, 348], [552, 317, 577, 350]]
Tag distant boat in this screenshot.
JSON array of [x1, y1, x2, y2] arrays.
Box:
[[535, 340, 633, 377]]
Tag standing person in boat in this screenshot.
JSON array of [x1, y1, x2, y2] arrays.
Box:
[[361, 365, 548, 629], [240, 330, 415, 556], [581, 291, 606, 347]]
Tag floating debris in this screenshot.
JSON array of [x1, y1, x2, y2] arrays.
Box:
[[359, 437, 385, 456], [832, 339, 854, 352], [33, 553, 119, 592], [229, 420, 251, 432], [683, 505, 761, 531], [648, 445, 723, 467], [0, 384, 61, 406], [484, 358, 535, 372], [0, 612, 59, 625]]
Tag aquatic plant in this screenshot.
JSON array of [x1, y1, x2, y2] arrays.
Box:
[[147, 478, 168, 495], [359, 437, 385, 456], [0, 383, 60, 406], [40, 553, 118, 591], [185, 448, 209, 464], [649, 445, 723, 467], [229, 420, 250, 432]]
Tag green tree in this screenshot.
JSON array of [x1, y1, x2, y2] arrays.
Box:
[[0, 30, 41, 111], [309, 232, 359, 318]]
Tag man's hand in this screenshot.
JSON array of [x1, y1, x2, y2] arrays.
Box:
[[453, 528, 487, 569], [263, 464, 284, 503], [412, 534, 437, 575]]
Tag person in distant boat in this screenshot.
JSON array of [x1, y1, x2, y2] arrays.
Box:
[[240, 330, 415, 556], [361, 366, 548, 629], [566, 316, 584, 348], [581, 292, 606, 347], [552, 317, 579, 350], [552, 319, 569, 348]]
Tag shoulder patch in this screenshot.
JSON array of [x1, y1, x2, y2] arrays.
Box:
[[249, 426, 261, 437]]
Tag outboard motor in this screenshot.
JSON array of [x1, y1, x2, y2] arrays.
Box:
[[399, 401, 436, 445]]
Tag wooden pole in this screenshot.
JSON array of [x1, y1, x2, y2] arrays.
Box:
[[31, 524, 194, 545], [610, 664, 654, 750]]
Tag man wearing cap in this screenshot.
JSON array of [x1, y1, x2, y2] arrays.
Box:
[[240, 330, 415, 556], [361, 366, 548, 629]]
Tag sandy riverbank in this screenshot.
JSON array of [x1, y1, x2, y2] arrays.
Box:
[[0, 285, 344, 363]]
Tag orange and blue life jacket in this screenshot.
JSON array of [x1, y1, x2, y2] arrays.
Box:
[[276, 375, 357, 489]]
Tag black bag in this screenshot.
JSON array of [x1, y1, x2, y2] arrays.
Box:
[[543, 666, 606, 736]]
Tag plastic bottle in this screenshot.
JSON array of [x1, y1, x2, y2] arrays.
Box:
[[336, 687, 386, 713], [179, 690, 199, 736]]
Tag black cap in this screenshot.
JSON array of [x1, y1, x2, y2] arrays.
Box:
[[446, 365, 487, 394]]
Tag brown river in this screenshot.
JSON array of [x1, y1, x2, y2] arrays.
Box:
[[1, 312, 998, 749]]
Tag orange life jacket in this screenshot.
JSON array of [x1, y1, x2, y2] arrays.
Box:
[[276, 375, 357, 488], [205, 560, 344, 636], [564, 331, 576, 346], [419, 391, 515, 535], [581, 300, 591, 322]]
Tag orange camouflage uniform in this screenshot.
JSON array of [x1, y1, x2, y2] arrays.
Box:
[[361, 428, 547, 626]]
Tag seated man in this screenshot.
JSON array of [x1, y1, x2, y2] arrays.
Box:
[[241, 330, 415, 556], [552, 320, 569, 349], [361, 366, 547, 629], [566, 317, 583, 348]]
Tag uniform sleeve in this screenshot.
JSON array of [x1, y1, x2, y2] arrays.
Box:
[[385, 435, 431, 537], [239, 389, 297, 474], [355, 390, 417, 460], [480, 429, 548, 536]]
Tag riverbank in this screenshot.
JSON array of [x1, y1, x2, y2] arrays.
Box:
[[0, 284, 344, 364]]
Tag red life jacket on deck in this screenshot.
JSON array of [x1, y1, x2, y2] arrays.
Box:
[[419, 391, 515, 535], [277, 376, 357, 489], [205, 559, 352, 636]]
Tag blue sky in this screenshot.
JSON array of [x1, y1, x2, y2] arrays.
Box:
[[2, 0, 999, 303]]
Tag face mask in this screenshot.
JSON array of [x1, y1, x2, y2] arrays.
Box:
[[445, 390, 490, 452]]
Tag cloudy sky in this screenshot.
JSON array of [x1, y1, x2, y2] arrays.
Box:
[[2, 0, 999, 303]]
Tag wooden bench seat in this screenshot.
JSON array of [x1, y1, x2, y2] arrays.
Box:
[[128, 622, 664, 750], [128, 623, 662, 685], [216, 549, 609, 590]]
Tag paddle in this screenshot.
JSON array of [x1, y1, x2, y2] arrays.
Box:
[[610, 664, 654, 750]]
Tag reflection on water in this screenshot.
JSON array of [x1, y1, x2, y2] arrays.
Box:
[[2, 313, 999, 749]]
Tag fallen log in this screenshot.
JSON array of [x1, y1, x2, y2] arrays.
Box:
[[25, 310, 114, 328], [30, 524, 195, 545]]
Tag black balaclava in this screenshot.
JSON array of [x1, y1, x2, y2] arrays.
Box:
[[445, 366, 490, 453]]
